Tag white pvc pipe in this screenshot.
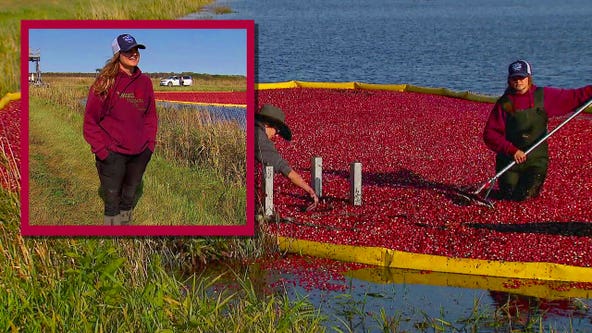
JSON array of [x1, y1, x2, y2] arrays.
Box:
[[350, 162, 362, 206], [311, 156, 323, 197], [263, 165, 274, 216]]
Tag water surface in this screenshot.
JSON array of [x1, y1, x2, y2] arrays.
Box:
[[189, 2, 592, 331], [190, 0, 592, 95]]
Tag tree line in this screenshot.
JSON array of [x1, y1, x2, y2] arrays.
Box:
[[41, 72, 245, 80]]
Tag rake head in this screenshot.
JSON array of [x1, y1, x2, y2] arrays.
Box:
[[455, 187, 495, 209]]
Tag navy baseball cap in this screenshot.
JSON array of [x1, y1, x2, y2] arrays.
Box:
[[508, 60, 532, 78], [111, 34, 146, 54]]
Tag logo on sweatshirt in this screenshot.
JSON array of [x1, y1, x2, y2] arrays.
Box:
[[119, 92, 146, 110]]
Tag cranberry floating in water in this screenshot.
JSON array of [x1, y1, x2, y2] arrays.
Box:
[[0, 100, 21, 192], [258, 88, 592, 268]]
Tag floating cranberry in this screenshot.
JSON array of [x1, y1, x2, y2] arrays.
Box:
[[0, 99, 21, 192], [258, 88, 592, 268]]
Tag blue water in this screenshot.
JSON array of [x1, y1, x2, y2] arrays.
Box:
[[188, 2, 592, 331], [157, 101, 246, 128], [189, 0, 592, 96]]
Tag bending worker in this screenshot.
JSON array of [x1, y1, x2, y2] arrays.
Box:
[[483, 59, 592, 201], [255, 104, 319, 209]]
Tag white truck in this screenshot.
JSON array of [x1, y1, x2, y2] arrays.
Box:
[[159, 75, 193, 87]]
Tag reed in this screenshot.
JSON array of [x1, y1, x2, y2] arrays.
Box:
[[0, 238, 325, 331], [0, 136, 20, 195], [212, 6, 234, 15], [158, 103, 246, 185]]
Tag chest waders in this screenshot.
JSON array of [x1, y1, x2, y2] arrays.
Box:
[[496, 88, 549, 200]]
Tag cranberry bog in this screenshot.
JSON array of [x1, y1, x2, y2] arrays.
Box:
[[256, 82, 592, 283], [154, 91, 246, 107], [0, 93, 21, 193]]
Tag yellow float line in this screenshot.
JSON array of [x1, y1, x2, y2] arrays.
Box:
[[256, 80, 592, 113], [346, 266, 592, 300], [256, 80, 499, 103], [0, 92, 21, 110], [278, 237, 592, 284], [259, 81, 591, 284], [155, 99, 246, 108]]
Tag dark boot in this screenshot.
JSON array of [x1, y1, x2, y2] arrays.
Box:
[[513, 172, 546, 201], [524, 173, 546, 200], [497, 182, 515, 200]]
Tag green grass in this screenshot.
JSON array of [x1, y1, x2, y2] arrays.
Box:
[[0, 233, 325, 331], [0, 1, 328, 331]]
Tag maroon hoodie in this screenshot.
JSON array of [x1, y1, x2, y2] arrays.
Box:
[[483, 84, 592, 157], [83, 67, 158, 160]]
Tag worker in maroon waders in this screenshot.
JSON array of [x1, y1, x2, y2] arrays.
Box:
[[483, 60, 592, 201]]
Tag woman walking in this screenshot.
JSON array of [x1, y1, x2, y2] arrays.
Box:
[[83, 33, 158, 225]]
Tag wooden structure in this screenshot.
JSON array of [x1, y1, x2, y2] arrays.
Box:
[[29, 49, 45, 86]]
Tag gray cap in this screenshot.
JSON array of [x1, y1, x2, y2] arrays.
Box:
[[255, 104, 292, 141]]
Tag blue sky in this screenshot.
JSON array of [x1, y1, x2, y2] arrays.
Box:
[[28, 28, 247, 75]]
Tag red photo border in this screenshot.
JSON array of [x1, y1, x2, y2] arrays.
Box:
[[20, 20, 255, 236]]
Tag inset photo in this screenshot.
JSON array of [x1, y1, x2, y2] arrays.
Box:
[[21, 20, 254, 236]]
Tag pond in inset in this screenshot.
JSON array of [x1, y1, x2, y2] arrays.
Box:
[[157, 101, 246, 129]]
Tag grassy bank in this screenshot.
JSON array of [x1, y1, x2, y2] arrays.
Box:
[[0, 220, 324, 331], [0, 1, 327, 331]]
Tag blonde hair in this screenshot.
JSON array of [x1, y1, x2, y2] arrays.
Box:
[[92, 53, 120, 97]]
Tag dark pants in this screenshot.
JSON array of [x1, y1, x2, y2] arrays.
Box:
[[496, 155, 548, 201], [95, 148, 152, 216]]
